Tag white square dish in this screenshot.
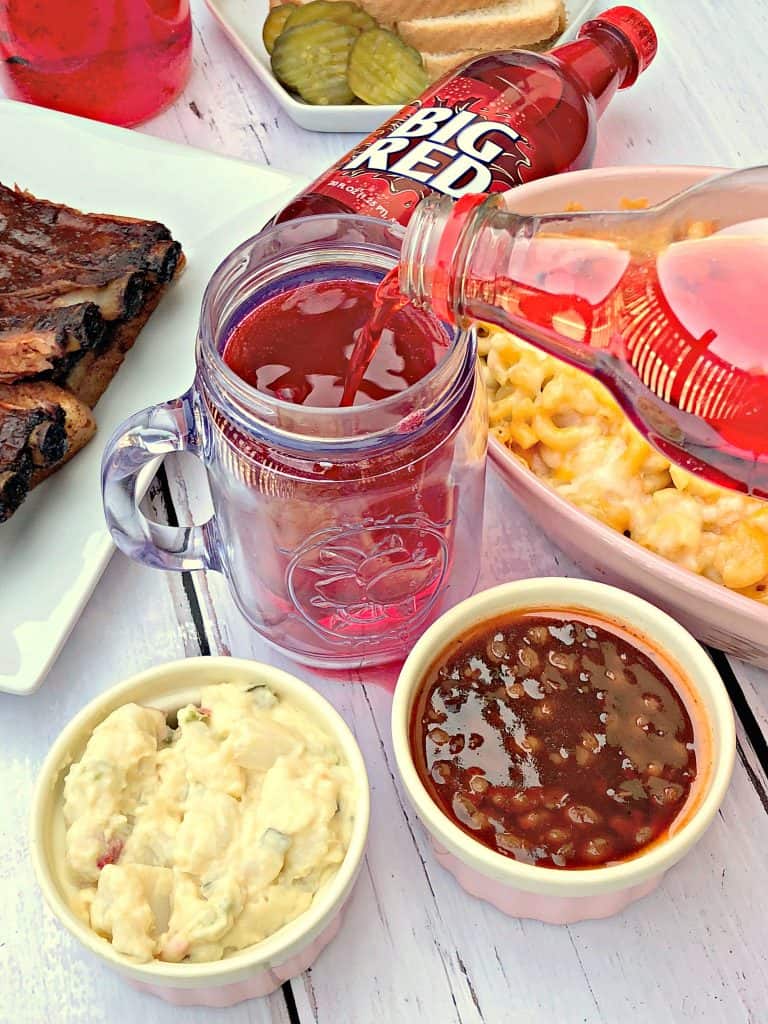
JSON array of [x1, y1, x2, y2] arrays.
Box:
[[204, 0, 600, 134], [0, 99, 305, 694]]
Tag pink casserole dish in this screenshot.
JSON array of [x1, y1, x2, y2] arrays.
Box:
[[391, 578, 735, 923], [490, 164, 768, 668]]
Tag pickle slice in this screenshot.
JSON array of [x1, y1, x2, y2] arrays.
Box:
[[324, 0, 377, 31], [262, 3, 297, 55], [284, 0, 376, 33], [348, 28, 428, 105], [272, 20, 358, 104]]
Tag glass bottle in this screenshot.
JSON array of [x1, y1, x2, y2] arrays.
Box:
[[400, 166, 768, 497], [274, 6, 657, 227]]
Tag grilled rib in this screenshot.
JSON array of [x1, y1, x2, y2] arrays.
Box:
[[0, 385, 65, 523], [63, 278, 176, 407], [0, 268, 149, 322], [0, 182, 182, 297], [0, 381, 96, 521], [0, 302, 106, 385], [0, 389, 64, 470], [0, 181, 183, 522], [0, 182, 184, 404], [0, 452, 33, 523]]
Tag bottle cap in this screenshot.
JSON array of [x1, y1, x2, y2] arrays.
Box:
[[585, 6, 658, 86]]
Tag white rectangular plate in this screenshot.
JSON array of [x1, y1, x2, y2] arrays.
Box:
[[0, 100, 305, 695], [204, 0, 599, 134]]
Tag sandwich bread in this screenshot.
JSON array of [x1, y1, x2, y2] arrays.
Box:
[[398, 0, 565, 54]]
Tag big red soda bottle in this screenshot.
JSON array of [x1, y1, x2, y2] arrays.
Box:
[[274, 6, 657, 227]]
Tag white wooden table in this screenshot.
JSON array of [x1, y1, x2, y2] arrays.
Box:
[[3, 1, 768, 1021]]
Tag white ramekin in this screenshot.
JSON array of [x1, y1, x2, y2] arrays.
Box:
[[391, 578, 735, 924], [31, 657, 370, 1006]]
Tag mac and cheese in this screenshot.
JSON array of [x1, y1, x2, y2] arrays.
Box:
[[480, 328, 768, 605]]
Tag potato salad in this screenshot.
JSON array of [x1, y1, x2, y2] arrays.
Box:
[[60, 683, 353, 963]]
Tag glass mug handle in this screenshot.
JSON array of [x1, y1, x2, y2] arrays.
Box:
[[101, 392, 220, 572]]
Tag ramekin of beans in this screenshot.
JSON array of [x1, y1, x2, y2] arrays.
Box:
[[391, 578, 735, 924]]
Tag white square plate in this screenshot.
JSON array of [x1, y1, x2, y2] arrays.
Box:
[[0, 100, 305, 694], [204, 0, 600, 133]]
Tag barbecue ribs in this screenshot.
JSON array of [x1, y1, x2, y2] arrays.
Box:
[[0, 182, 184, 523], [0, 382, 95, 522]]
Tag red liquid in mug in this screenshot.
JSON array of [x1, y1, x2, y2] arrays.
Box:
[[223, 277, 446, 408], [0, 0, 192, 127], [216, 274, 474, 657]]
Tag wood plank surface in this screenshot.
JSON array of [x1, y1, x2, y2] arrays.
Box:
[[2, 0, 768, 1022]]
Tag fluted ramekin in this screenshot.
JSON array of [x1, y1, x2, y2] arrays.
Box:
[[31, 656, 369, 1006], [392, 578, 735, 924]]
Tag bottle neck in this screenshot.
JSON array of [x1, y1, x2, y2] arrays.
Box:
[[400, 194, 606, 373], [553, 23, 640, 117], [399, 195, 478, 326]]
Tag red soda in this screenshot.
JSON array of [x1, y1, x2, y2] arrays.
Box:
[[274, 6, 657, 228], [398, 178, 768, 498], [0, 0, 192, 127], [222, 277, 446, 407]]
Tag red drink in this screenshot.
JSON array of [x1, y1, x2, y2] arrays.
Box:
[[400, 178, 768, 498], [269, 6, 657, 404], [0, 0, 192, 127], [479, 237, 768, 494], [100, 214, 487, 668], [274, 6, 656, 228], [218, 272, 471, 653], [222, 278, 445, 408], [99, 213, 484, 668]]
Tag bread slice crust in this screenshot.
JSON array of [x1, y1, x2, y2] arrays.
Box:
[[398, 0, 565, 54]]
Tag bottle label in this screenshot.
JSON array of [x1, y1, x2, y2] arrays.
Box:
[[312, 76, 532, 225]]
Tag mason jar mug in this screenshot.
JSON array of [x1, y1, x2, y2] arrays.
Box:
[[101, 215, 488, 668]]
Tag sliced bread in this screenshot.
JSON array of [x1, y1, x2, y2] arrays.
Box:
[[270, 0, 501, 28], [422, 25, 564, 81], [398, 0, 565, 54]]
